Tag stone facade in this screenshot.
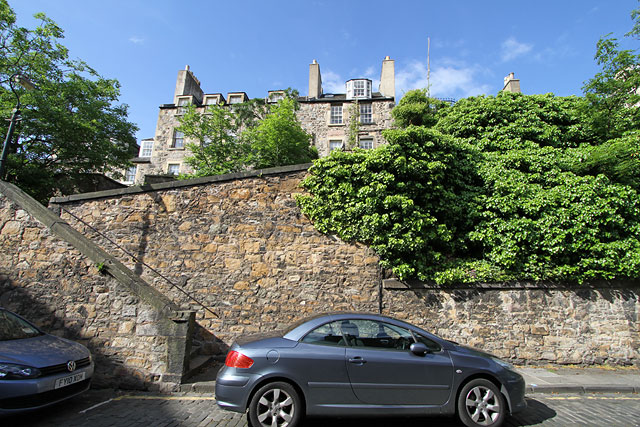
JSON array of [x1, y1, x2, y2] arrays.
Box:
[[129, 58, 396, 184], [297, 97, 395, 158]]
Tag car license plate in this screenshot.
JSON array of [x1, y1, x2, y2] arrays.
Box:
[[54, 372, 86, 389]]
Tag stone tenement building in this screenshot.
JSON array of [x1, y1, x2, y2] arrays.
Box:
[[125, 57, 396, 185]]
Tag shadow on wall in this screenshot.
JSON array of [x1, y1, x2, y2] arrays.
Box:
[[0, 276, 226, 390]]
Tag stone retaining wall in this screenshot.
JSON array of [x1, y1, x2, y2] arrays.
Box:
[[0, 182, 195, 391], [3, 164, 639, 372], [384, 280, 639, 366], [50, 166, 381, 346]]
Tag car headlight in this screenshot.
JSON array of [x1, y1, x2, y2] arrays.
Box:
[[0, 363, 41, 379], [492, 357, 515, 371]]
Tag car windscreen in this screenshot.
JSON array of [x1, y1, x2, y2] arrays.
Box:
[[0, 310, 42, 341]]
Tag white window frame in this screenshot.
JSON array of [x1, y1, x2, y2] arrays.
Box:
[[139, 140, 153, 157], [203, 95, 219, 106], [330, 105, 343, 124], [167, 164, 180, 175], [172, 130, 184, 149], [360, 103, 372, 124], [268, 91, 285, 103], [359, 138, 373, 150], [347, 79, 372, 99], [176, 96, 191, 114], [124, 166, 136, 183], [229, 95, 243, 105], [329, 140, 343, 151]]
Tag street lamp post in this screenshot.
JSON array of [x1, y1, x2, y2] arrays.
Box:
[[0, 73, 37, 181]]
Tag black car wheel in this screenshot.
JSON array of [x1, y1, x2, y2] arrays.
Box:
[[457, 378, 505, 427], [248, 381, 302, 427]]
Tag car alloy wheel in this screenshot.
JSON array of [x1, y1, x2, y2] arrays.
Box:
[[248, 381, 302, 427], [458, 378, 505, 427]]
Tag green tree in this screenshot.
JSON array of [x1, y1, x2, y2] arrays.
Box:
[[178, 90, 316, 176], [244, 97, 317, 169], [391, 89, 450, 128], [178, 104, 249, 176], [582, 4, 640, 140], [0, 1, 138, 203]]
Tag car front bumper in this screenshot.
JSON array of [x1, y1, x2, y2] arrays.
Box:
[[0, 363, 94, 413]]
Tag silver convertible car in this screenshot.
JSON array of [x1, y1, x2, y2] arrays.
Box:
[[215, 312, 526, 427], [0, 307, 94, 414]]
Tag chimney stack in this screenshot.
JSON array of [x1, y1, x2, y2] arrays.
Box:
[[174, 65, 204, 104], [502, 72, 521, 93], [308, 59, 323, 99], [379, 56, 395, 99]]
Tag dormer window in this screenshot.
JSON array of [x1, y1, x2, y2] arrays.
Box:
[[176, 96, 191, 114], [268, 90, 285, 103], [228, 92, 249, 105], [204, 95, 220, 106], [346, 79, 372, 100]]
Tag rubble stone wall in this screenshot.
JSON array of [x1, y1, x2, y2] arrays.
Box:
[[3, 165, 639, 369], [0, 191, 186, 390], [384, 281, 639, 366]]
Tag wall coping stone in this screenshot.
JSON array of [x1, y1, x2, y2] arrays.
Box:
[[49, 163, 312, 205], [383, 279, 640, 290]]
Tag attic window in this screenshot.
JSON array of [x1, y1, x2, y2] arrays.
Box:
[[229, 95, 243, 104], [268, 91, 285, 103], [346, 79, 372, 100]]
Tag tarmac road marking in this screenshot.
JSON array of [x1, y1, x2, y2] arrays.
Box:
[[78, 399, 114, 414]]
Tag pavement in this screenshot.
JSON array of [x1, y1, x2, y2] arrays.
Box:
[[179, 362, 640, 394]]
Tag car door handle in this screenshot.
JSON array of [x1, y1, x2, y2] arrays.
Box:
[[348, 357, 366, 364]]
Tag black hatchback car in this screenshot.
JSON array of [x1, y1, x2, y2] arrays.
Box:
[[215, 312, 526, 427]]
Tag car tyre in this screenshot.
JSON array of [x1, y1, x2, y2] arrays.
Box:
[[457, 378, 505, 427], [248, 381, 302, 427]]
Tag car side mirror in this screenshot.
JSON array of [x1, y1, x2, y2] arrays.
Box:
[[410, 342, 429, 356]]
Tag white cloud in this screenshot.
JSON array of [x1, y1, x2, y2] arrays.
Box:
[[500, 37, 533, 62], [129, 36, 145, 45], [322, 69, 345, 94], [395, 60, 491, 100]]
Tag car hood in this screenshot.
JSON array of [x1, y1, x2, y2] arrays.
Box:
[[453, 343, 497, 360], [0, 334, 89, 368]]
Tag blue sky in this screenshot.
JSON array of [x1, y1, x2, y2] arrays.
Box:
[[11, 0, 639, 141]]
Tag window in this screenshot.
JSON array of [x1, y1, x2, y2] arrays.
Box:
[[172, 130, 184, 148], [301, 321, 345, 347], [338, 319, 415, 351], [329, 140, 343, 151], [229, 95, 243, 105], [124, 166, 136, 183], [177, 97, 190, 114], [330, 105, 343, 124], [167, 164, 180, 175], [139, 140, 153, 157], [360, 103, 372, 124], [268, 91, 285, 103], [354, 80, 366, 97], [359, 138, 373, 150], [347, 79, 372, 99], [204, 96, 218, 106]]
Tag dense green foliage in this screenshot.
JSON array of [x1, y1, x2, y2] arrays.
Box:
[[178, 90, 317, 177], [178, 104, 249, 176], [0, 1, 138, 203], [298, 85, 640, 284]]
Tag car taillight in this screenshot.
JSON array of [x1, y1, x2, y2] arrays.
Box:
[[225, 350, 254, 368]]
